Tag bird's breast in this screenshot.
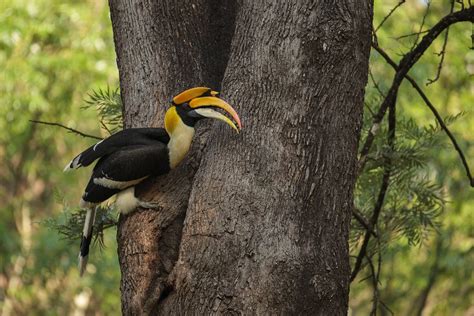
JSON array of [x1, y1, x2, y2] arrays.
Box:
[[167, 124, 195, 169]]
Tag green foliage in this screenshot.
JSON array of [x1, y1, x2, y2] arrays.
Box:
[[44, 205, 118, 248], [0, 0, 120, 314], [46, 87, 124, 251], [350, 1, 474, 315], [84, 87, 123, 135], [353, 112, 451, 248]]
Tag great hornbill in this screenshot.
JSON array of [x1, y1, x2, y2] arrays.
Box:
[[64, 87, 242, 276]]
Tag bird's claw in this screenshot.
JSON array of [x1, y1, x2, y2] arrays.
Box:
[[137, 200, 161, 210]]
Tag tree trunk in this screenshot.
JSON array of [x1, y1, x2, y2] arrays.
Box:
[[109, 1, 372, 315]]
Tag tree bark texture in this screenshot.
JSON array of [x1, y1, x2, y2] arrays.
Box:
[[109, 1, 372, 315]]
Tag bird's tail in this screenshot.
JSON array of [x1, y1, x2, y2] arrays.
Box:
[[78, 206, 97, 276]]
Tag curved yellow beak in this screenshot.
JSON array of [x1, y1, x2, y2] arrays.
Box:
[[172, 87, 219, 105], [189, 96, 242, 132]]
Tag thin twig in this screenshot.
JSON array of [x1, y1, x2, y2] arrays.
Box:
[[376, 236, 382, 288], [365, 102, 376, 117], [375, 0, 406, 33], [369, 69, 386, 98], [359, 7, 474, 174], [352, 100, 396, 282], [395, 29, 430, 40], [411, 1, 432, 51], [427, 0, 455, 86], [353, 208, 378, 238], [100, 120, 113, 136], [372, 44, 474, 187], [373, 231, 383, 316], [426, 28, 449, 85], [367, 254, 379, 316], [30, 120, 102, 140], [380, 300, 395, 316], [413, 235, 444, 316]]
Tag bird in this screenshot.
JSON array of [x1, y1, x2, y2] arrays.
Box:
[[63, 87, 242, 276]]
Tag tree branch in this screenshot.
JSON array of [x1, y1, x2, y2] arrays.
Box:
[[352, 96, 396, 282], [372, 44, 474, 187], [410, 1, 431, 51], [380, 300, 395, 316], [99, 119, 113, 136], [29, 119, 102, 140], [367, 254, 379, 316], [395, 29, 430, 40], [427, 0, 455, 86], [375, 0, 406, 33], [353, 208, 378, 238], [412, 235, 444, 316], [359, 7, 474, 174], [369, 68, 386, 98], [427, 39, 449, 85]]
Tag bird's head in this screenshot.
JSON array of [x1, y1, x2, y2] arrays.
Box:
[[165, 87, 242, 135]]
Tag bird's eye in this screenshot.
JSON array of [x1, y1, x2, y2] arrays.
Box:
[[181, 103, 191, 111]]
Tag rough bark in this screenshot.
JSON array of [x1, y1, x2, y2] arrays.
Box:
[[109, 1, 236, 314], [109, 0, 372, 314]]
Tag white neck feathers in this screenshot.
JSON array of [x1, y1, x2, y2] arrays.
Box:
[[164, 106, 195, 168]]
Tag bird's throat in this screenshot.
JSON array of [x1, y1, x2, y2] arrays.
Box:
[[165, 106, 196, 168]]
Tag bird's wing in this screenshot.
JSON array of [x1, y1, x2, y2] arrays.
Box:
[[81, 144, 170, 204], [64, 128, 169, 171], [93, 144, 170, 186]]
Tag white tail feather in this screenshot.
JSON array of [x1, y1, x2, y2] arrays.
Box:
[[78, 206, 97, 277], [78, 255, 88, 277], [64, 155, 81, 172]]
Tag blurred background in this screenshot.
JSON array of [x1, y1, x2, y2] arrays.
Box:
[[0, 0, 472, 315], [0, 1, 120, 314], [351, 1, 473, 315]]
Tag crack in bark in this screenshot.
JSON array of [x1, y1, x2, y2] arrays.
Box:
[[151, 1, 240, 310], [156, 282, 174, 306], [110, 1, 239, 313]]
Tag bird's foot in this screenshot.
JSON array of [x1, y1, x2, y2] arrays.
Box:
[[137, 200, 161, 210]]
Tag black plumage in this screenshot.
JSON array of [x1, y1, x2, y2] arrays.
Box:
[[66, 128, 169, 170], [66, 128, 171, 204]]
